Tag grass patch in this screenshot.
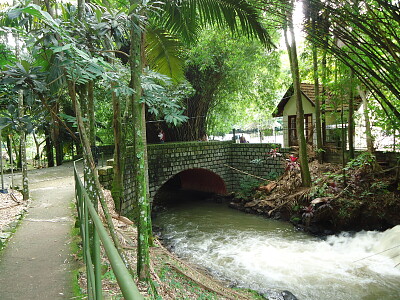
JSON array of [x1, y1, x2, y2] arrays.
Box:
[[71, 269, 85, 299], [69, 219, 85, 299], [233, 288, 268, 299], [157, 265, 222, 299]]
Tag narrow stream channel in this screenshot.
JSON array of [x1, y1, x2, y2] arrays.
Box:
[[153, 199, 400, 300]]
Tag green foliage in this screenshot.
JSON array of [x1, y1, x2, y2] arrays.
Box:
[[154, 0, 274, 47], [324, 171, 344, 184], [369, 92, 400, 150], [304, 0, 400, 123], [290, 216, 301, 223], [1, 62, 47, 98], [141, 68, 193, 126], [309, 181, 330, 199], [102, 269, 117, 281], [250, 158, 264, 165], [292, 204, 301, 212], [238, 177, 262, 199], [266, 171, 280, 181], [0, 44, 15, 69], [337, 199, 355, 219], [345, 152, 376, 171], [145, 25, 185, 81], [0, 104, 33, 133], [369, 181, 389, 194]]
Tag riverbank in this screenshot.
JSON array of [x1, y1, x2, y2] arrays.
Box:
[[229, 152, 400, 235]]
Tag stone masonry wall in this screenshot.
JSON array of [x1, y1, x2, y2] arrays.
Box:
[[119, 141, 289, 215], [229, 143, 289, 190]]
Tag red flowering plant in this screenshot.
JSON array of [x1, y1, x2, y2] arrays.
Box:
[[267, 148, 282, 159], [285, 155, 300, 172], [302, 205, 314, 227]]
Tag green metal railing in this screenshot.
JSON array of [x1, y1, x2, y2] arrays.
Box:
[[74, 160, 143, 300]]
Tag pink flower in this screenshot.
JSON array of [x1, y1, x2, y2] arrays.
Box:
[[267, 148, 282, 158]]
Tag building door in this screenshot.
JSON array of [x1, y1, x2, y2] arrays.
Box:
[[288, 114, 313, 146]]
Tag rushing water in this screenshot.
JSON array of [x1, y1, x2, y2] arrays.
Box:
[[153, 200, 400, 300]]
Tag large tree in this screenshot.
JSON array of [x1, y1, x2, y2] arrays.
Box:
[[284, 0, 311, 187], [157, 28, 282, 141]]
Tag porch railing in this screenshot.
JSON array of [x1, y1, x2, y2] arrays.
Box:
[[73, 160, 143, 300]]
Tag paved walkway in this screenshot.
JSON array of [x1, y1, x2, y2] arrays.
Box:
[[0, 162, 81, 299]]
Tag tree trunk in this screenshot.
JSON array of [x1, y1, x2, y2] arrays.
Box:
[[285, 1, 311, 187], [43, 0, 54, 17], [52, 102, 63, 166], [78, 0, 85, 20], [55, 142, 63, 166], [6, 135, 12, 165], [67, 80, 126, 260], [44, 126, 55, 167], [312, 42, 323, 163], [32, 131, 41, 168], [111, 80, 124, 214], [321, 48, 327, 146], [347, 70, 355, 159], [19, 91, 29, 200], [88, 80, 95, 146], [130, 1, 151, 281], [358, 87, 374, 153], [87, 81, 98, 166], [16, 139, 22, 169]]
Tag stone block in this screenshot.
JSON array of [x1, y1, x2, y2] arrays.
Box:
[[98, 166, 113, 176]]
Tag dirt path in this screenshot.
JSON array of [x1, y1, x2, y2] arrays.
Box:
[[0, 162, 81, 300]]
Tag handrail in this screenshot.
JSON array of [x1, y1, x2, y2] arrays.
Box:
[[73, 160, 143, 300]]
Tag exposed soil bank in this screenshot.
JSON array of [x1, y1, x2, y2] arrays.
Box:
[[229, 156, 400, 235]]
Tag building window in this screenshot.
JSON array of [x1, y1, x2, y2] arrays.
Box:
[[288, 114, 313, 146]]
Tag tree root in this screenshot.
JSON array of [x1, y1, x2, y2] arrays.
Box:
[[268, 188, 310, 216]]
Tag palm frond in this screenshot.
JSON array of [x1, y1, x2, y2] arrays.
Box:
[[155, 0, 274, 48], [149, 0, 199, 45], [145, 25, 185, 81]]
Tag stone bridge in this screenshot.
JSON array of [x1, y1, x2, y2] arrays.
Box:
[[115, 141, 289, 214]]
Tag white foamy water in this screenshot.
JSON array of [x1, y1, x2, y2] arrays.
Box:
[[154, 201, 400, 300]]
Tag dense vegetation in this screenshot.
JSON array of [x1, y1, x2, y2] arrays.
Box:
[[0, 0, 399, 297]]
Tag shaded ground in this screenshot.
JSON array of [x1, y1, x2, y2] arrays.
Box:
[[0, 162, 80, 300]]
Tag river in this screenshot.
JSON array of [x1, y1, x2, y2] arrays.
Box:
[[153, 200, 400, 300]]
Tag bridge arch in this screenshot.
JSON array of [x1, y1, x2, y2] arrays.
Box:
[[153, 168, 228, 206]]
